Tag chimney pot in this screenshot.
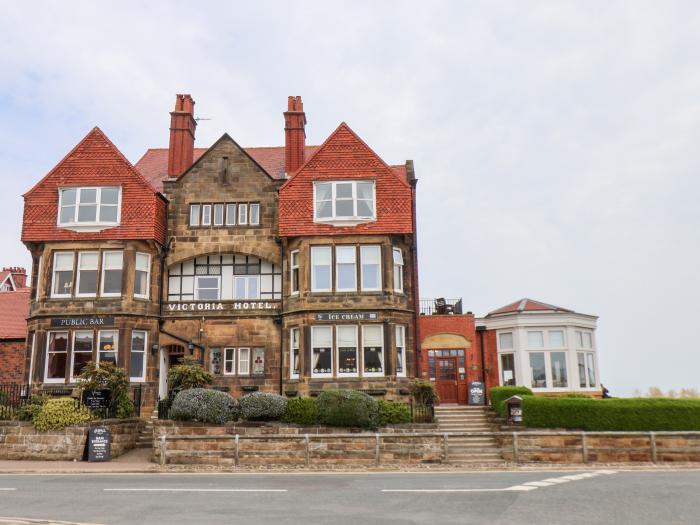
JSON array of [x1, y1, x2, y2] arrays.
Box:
[[284, 95, 306, 175], [168, 94, 197, 177]]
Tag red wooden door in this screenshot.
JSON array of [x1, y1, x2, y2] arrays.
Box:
[[436, 357, 458, 403]]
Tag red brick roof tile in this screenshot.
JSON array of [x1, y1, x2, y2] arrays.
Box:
[[0, 289, 30, 339], [487, 298, 574, 316]]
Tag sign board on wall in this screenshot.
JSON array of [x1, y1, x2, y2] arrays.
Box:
[[87, 427, 111, 462], [82, 390, 111, 410], [165, 302, 280, 313], [50, 317, 115, 327], [314, 312, 379, 322]]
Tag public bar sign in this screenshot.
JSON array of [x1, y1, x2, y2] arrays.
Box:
[[50, 317, 114, 328], [314, 312, 379, 322]]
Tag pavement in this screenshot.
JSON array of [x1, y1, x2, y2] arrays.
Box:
[[0, 469, 699, 524]]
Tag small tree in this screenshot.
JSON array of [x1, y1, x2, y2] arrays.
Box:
[[78, 361, 134, 418], [409, 379, 438, 406], [167, 358, 213, 392]]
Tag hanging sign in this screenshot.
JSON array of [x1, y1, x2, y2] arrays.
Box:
[[314, 312, 379, 321]]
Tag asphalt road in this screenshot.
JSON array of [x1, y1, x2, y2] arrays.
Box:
[[0, 469, 697, 525]]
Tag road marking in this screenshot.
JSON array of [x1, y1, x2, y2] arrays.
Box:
[[0, 489, 16, 491], [382, 486, 537, 493], [104, 488, 287, 493]]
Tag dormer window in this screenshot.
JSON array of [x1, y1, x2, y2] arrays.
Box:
[[58, 187, 121, 229], [314, 181, 375, 224]]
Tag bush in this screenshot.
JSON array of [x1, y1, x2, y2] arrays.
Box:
[[167, 360, 214, 391], [409, 380, 438, 405], [378, 400, 411, 427], [33, 397, 93, 432], [17, 395, 49, 422], [489, 386, 533, 417], [523, 397, 700, 431], [240, 392, 288, 421], [78, 361, 134, 418], [316, 390, 379, 429], [170, 388, 239, 424], [282, 397, 318, 425]]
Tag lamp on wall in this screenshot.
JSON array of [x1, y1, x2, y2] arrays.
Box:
[[151, 344, 159, 356], [188, 341, 194, 351]]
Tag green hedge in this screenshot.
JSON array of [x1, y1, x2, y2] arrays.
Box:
[[489, 386, 533, 417], [523, 397, 700, 431], [316, 390, 379, 429], [282, 397, 318, 425], [377, 400, 411, 426]]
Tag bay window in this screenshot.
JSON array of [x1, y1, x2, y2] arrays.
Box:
[[313, 181, 375, 221], [396, 325, 406, 377], [362, 325, 384, 376], [337, 325, 358, 376], [550, 352, 568, 387], [290, 328, 300, 379], [392, 248, 404, 292], [52, 252, 74, 298], [529, 352, 547, 388], [290, 250, 299, 295], [311, 326, 333, 377], [529, 351, 569, 389], [76, 252, 98, 297], [130, 330, 147, 381], [527, 331, 544, 348], [58, 187, 120, 227], [71, 331, 93, 380], [578, 352, 597, 388], [134, 253, 151, 299], [360, 246, 381, 291], [45, 332, 69, 382], [100, 251, 123, 297], [335, 246, 357, 292], [500, 353, 516, 386], [311, 246, 332, 292], [98, 330, 118, 365], [498, 332, 514, 350]]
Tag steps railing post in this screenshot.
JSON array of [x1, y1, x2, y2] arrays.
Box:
[[512, 432, 519, 463], [443, 433, 449, 463], [235, 434, 240, 467]]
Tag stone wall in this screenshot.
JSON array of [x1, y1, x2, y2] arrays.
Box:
[[0, 418, 142, 461], [153, 421, 440, 466]]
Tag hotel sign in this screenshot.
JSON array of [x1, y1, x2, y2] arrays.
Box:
[[166, 301, 280, 313], [314, 312, 379, 321], [50, 317, 114, 327]]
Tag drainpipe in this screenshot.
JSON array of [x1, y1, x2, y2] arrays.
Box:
[[408, 167, 420, 380], [476, 325, 487, 404], [276, 236, 285, 395]]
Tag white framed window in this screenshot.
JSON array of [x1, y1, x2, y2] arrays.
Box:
[[392, 248, 404, 293], [234, 275, 259, 299], [100, 251, 123, 297], [529, 351, 569, 389], [195, 276, 220, 300], [578, 352, 597, 388], [550, 351, 568, 388], [360, 246, 381, 291], [313, 181, 375, 222], [500, 353, 516, 386], [252, 348, 265, 375], [52, 252, 74, 298], [311, 326, 333, 378], [336, 325, 358, 377], [238, 204, 248, 225], [224, 348, 236, 375], [395, 325, 406, 377], [189, 204, 200, 226], [129, 330, 147, 381], [45, 331, 69, 383], [238, 348, 250, 375], [529, 352, 547, 388], [76, 252, 99, 297], [335, 246, 357, 292], [225, 204, 236, 226], [249, 203, 260, 225], [201, 204, 212, 226], [548, 330, 565, 347], [213, 204, 225, 226], [58, 187, 121, 227], [498, 332, 514, 350], [71, 330, 93, 381], [362, 325, 384, 376], [527, 331, 544, 348], [290, 250, 299, 295], [311, 246, 332, 292], [97, 330, 118, 366], [134, 252, 151, 299], [290, 328, 300, 379]]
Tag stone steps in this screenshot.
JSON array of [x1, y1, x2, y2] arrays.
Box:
[[435, 406, 505, 464]]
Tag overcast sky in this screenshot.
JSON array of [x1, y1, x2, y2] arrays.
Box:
[[1, 1, 698, 396]]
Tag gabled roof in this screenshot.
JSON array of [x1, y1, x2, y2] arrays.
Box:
[[0, 272, 16, 291], [0, 289, 30, 339], [134, 145, 321, 191], [487, 298, 575, 316]]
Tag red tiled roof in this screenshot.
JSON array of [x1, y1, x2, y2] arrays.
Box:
[[0, 289, 30, 339], [134, 146, 321, 191], [22, 127, 167, 245], [278, 122, 413, 237], [487, 298, 574, 316]]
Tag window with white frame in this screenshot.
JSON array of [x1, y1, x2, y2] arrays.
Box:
[[98, 330, 118, 365], [130, 330, 147, 381], [195, 276, 220, 300], [58, 187, 120, 226], [71, 331, 93, 381], [134, 253, 151, 299], [311, 246, 332, 292], [52, 252, 74, 298], [576, 330, 594, 349], [100, 251, 123, 297], [548, 330, 565, 347], [313, 181, 375, 221], [550, 352, 568, 387], [45, 332, 68, 382], [290, 250, 299, 295], [252, 348, 265, 375], [225, 204, 236, 226], [238, 348, 250, 375], [577, 352, 597, 388], [500, 353, 516, 386], [311, 326, 333, 377], [290, 328, 300, 379], [76, 252, 99, 297], [201, 204, 212, 226], [238, 204, 248, 225], [335, 246, 357, 292], [224, 348, 236, 375], [529, 351, 569, 389], [336, 325, 358, 376], [213, 204, 225, 226], [360, 246, 381, 291], [396, 325, 406, 377], [363, 325, 384, 376], [249, 203, 260, 225], [189, 204, 200, 227], [527, 331, 544, 348], [392, 248, 404, 292], [529, 352, 546, 388], [234, 275, 259, 299], [498, 332, 514, 350]]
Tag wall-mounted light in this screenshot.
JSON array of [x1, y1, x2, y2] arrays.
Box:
[[188, 341, 194, 351], [151, 344, 159, 356]]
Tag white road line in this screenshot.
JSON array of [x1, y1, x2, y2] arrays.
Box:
[[103, 488, 287, 493], [382, 486, 537, 493], [0, 489, 16, 491], [523, 481, 554, 487]]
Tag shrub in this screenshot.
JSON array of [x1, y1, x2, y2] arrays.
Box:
[[489, 386, 533, 417], [17, 395, 49, 422], [378, 400, 411, 427], [316, 390, 379, 429], [523, 397, 700, 431], [170, 388, 239, 424], [33, 397, 93, 432], [0, 406, 14, 420], [282, 397, 318, 425], [240, 392, 288, 421], [78, 361, 134, 418], [563, 393, 593, 399], [167, 360, 214, 391], [409, 380, 438, 406]]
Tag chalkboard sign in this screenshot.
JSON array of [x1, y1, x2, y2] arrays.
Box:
[[83, 389, 111, 409], [88, 426, 111, 462], [468, 381, 485, 406]]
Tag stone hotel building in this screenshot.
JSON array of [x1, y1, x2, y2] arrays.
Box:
[[20, 95, 418, 405]]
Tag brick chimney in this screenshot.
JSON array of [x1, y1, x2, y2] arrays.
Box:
[[167, 94, 197, 177], [284, 96, 306, 175], [3, 267, 26, 289]]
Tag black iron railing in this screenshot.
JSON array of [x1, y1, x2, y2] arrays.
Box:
[[158, 397, 174, 419], [409, 401, 435, 423], [419, 298, 463, 316]]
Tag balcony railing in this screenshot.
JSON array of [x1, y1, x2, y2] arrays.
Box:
[[419, 298, 463, 316]]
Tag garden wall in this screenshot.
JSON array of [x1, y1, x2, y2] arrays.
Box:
[[0, 418, 142, 460]]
